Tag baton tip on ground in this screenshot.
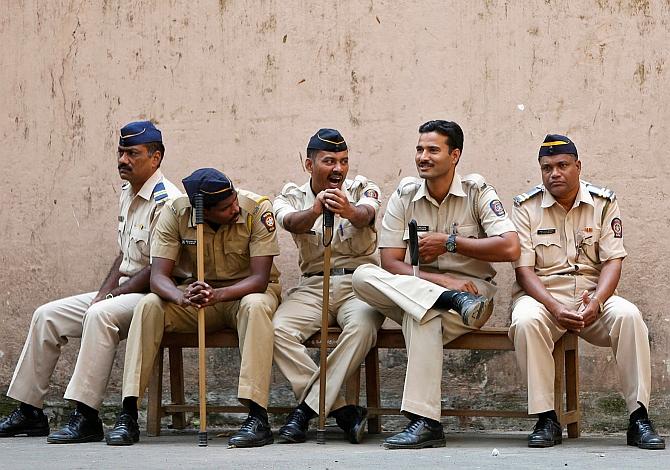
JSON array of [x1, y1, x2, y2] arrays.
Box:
[[198, 431, 208, 447]]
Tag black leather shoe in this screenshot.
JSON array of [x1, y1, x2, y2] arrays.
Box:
[[47, 410, 103, 444], [228, 415, 273, 448], [278, 408, 312, 443], [627, 419, 665, 450], [383, 417, 445, 449], [331, 405, 368, 444], [0, 407, 49, 437], [105, 412, 140, 446], [452, 292, 493, 328], [528, 417, 562, 448]]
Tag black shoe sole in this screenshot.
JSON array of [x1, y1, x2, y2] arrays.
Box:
[[627, 439, 666, 450], [348, 414, 368, 444], [47, 433, 104, 444], [528, 437, 562, 448], [228, 435, 274, 448], [105, 434, 140, 446], [277, 431, 306, 444], [383, 438, 446, 450]]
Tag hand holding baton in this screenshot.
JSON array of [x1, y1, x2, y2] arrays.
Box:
[[194, 193, 208, 447], [317, 208, 335, 444]]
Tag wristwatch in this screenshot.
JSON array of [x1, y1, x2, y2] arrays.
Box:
[[445, 234, 457, 253], [105, 293, 114, 300]]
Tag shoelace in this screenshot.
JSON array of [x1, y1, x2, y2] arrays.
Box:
[[67, 411, 85, 428], [239, 416, 260, 432], [8, 408, 25, 423], [115, 413, 135, 428], [287, 410, 309, 427], [635, 420, 653, 434], [403, 419, 426, 433]]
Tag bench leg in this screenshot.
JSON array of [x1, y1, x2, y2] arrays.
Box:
[[168, 347, 186, 430], [564, 334, 580, 438], [553, 336, 565, 433], [146, 348, 164, 437], [364, 347, 381, 434], [345, 364, 362, 406]]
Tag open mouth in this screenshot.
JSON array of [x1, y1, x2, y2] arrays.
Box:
[[417, 163, 433, 171], [327, 175, 343, 188]]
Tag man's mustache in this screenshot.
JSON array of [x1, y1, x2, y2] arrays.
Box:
[[118, 164, 131, 171]]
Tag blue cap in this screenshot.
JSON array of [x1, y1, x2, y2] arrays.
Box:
[[538, 134, 578, 159], [307, 128, 347, 153], [119, 121, 162, 147], [182, 168, 235, 207]]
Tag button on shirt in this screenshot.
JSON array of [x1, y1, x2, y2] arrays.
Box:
[[381, 173, 516, 290], [511, 181, 626, 299], [151, 189, 281, 285], [117, 169, 182, 280], [273, 176, 381, 274]]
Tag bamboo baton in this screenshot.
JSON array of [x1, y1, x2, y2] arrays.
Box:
[[194, 192, 208, 447], [317, 208, 335, 444]]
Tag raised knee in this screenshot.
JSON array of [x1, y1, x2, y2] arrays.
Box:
[[351, 264, 377, 293], [32, 304, 59, 326]]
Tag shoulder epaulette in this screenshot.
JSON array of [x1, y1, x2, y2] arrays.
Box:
[[585, 182, 616, 202], [345, 175, 369, 191], [152, 181, 169, 203], [237, 189, 271, 217], [280, 182, 301, 196], [462, 173, 487, 190], [396, 176, 421, 196], [514, 185, 543, 206], [169, 195, 191, 214]]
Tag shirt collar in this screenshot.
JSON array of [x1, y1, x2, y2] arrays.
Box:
[[412, 172, 467, 204], [541, 180, 594, 208], [136, 169, 164, 201]]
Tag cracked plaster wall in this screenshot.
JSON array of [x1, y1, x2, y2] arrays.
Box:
[[1, 0, 669, 431]]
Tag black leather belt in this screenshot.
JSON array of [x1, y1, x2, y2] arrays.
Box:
[[303, 268, 356, 277]]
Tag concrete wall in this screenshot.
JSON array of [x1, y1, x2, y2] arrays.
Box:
[[1, 0, 669, 431]]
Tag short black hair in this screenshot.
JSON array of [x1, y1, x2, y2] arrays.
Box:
[[306, 148, 319, 161], [144, 141, 165, 166], [418, 120, 464, 153]]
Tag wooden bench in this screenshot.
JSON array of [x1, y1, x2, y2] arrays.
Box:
[[146, 326, 580, 438]]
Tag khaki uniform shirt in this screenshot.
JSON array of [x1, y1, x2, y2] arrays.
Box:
[[152, 189, 281, 285], [380, 173, 516, 296], [273, 176, 381, 274], [511, 180, 626, 300], [117, 169, 182, 282]]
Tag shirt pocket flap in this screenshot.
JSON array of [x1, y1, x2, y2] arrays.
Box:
[[532, 233, 561, 248]]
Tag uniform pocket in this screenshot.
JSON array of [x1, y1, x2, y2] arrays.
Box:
[[129, 226, 150, 262], [340, 222, 376, 255], [532, 233, 562, 268], [577, 229, 600, 264]]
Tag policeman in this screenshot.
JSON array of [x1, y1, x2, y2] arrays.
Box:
[[106, 168, 281, 448], [509, 134, 665, 450], [272, 129, 384, 444], [0, 121, 181, 443], [352, 120, 520, 449]]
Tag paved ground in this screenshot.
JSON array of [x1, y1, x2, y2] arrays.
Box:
[[0, 428, 666, 469]]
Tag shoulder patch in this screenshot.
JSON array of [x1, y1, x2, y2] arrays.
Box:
[[261, 211, 276, 232], [152, 181, 168, 203], [462, 173, 487, 189], [585, 182, 616, 202], [489, 199, 506, 217], [514, 185, 543, 206], [396, 176, 421, 196]]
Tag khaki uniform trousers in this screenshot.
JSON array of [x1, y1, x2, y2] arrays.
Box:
[[510, 292, 651, 415], [122, 283, 280, 408], [352, 264, 488, 422], [8, 291, 142, 409], [272, 274, 383, 416]]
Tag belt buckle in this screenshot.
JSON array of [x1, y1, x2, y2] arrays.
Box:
[[331, 268, 345, 276]]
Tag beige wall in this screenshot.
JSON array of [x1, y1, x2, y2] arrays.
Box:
[[1, 0, 669, 428]]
